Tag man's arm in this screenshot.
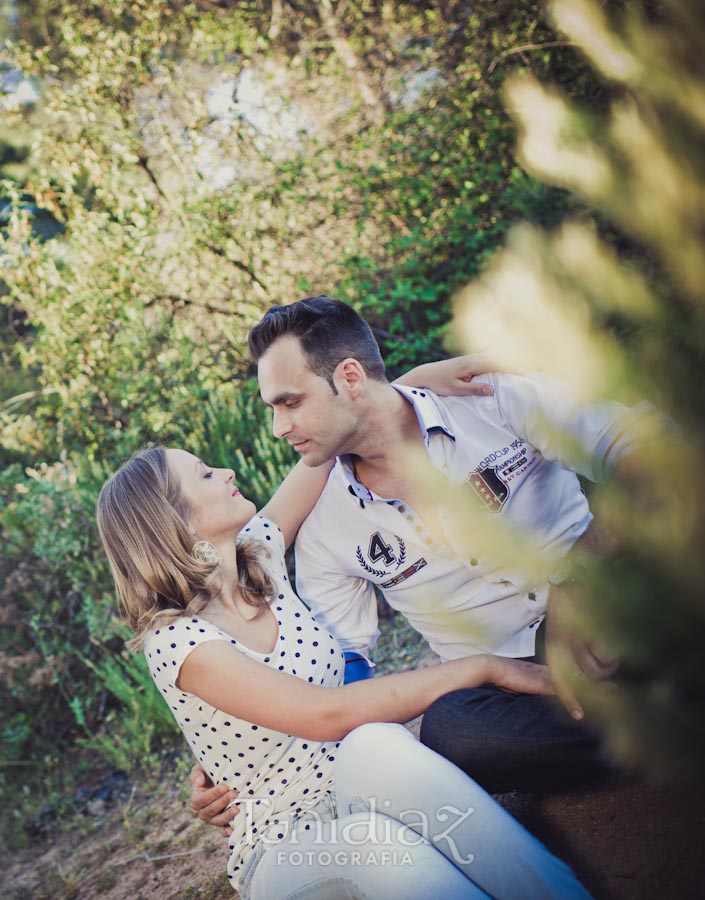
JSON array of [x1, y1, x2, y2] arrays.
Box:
[[492, 370, 668, 483], [546, 430, 680, 720], [493, 372, 674, 715], [544, 519, 621, 719]]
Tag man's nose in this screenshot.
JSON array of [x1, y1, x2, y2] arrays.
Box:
[[272, 408, 291, 439]]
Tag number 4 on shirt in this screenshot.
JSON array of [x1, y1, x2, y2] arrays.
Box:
[[368, 532, 396, 566]]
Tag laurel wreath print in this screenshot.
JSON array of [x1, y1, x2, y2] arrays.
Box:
[[397, 538, 406, 567], [355, 547, 388, 577], [355, 536, 407, 578]]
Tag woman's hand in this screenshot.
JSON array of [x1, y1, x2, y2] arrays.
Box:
[[482, 655, 555, 696], [394, 353, 523, 397], [189, 763, 240, 836]]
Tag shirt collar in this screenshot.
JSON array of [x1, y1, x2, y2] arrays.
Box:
[[391, 383, 456, 443], [335, 384, 455, 502], [337, 455, 374, 501]]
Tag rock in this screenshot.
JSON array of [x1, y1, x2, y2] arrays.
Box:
[[392, 67, 445, 111], [0, 60, 40, 110], [205, 77, 238, 121]]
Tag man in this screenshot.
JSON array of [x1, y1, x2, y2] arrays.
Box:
[[191, 295, 662, 830]]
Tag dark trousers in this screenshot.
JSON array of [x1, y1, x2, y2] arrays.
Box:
[[419, 623, 614, 793]]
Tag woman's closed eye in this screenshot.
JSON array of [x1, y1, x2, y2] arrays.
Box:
[[198, 461, 214, 479]]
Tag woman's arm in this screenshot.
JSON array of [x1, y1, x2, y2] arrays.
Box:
[[394, 352, 523, 397], [259, 459, 333, 550], [178, 642, 552, 743]]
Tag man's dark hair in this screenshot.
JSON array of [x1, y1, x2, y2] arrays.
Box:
[[248, 295, 387, 391]]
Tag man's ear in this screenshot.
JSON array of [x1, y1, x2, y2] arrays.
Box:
[[334, 358, 366, 399]]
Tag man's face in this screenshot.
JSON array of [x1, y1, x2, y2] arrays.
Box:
[[258, 335, 360, 466]]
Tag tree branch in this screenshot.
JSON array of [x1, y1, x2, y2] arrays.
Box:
[[147, 294, 235, 317], [201, 242, 269, 296], [487, 41, 578, 75]]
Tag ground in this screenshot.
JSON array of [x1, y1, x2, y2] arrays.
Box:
[[6, 754, 704, 900]]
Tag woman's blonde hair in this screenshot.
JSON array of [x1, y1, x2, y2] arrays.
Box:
[[97, 447, 275, 651]]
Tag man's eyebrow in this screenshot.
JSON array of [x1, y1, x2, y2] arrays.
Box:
[[266, 391, 303, 406]]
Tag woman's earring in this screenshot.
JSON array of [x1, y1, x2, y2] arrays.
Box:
[[192, 540, 221, 566]]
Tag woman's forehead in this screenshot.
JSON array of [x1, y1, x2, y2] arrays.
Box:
[[165, 448, 198, 473]]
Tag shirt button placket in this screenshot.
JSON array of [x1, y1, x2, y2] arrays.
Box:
[[401, 505, 429, 546]]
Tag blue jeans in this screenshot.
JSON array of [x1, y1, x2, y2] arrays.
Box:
[[342, 651, 374, 684], [246, 723, 592, 899], [419, 626, 612, 793]]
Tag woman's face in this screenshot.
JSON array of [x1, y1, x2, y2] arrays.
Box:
[[166, 449, 256, 545]]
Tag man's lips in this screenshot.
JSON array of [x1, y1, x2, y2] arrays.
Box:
[[290, 439, 310, 451], [232, 487, 240, 496]]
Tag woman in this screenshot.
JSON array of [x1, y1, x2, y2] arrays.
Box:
[[97, 380, 591, 900]]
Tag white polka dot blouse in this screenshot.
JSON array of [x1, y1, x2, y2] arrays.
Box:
[[145, 516, 344, 888]]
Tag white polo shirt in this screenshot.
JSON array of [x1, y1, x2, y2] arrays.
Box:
[[294, 372, 659, 661]]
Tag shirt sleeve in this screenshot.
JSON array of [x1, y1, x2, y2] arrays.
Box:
[[294, 518, 380, 658], [491, 372, 667, 482], [145, 616, 231, 692]]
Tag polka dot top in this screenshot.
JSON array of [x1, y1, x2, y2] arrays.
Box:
[[145, 516, 345, 891]]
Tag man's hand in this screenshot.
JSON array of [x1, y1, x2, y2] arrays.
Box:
[[189, 764, 240, 837], [545, 583, 619, 721], [394, 353, 524, 397]]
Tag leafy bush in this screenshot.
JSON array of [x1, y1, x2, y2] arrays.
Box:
[[332, 3, 591, 369], [0, 459, 120, 761]]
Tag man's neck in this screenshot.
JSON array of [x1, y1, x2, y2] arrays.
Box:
[[344, 384, 446, 540], [346, 383, 424, 487]]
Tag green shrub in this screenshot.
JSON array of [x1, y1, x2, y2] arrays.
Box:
[[0, 459, 119, 762]]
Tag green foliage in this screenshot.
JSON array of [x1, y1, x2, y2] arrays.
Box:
[[0, 459, 117, 758], [332, 2, 590, 369], [0, 387, 294, 774], [77, 649, 179, 771]]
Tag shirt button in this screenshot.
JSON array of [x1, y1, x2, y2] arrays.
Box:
[[470, 558, 478, 566], [528, 592, 536, 601], [398, 505, 406, 513]]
